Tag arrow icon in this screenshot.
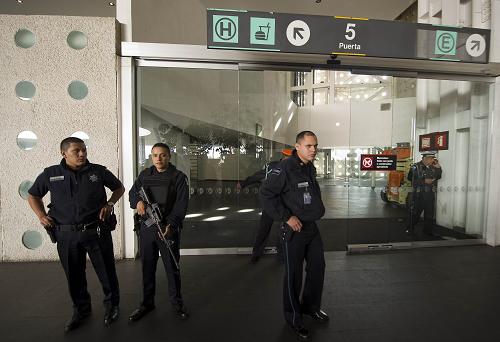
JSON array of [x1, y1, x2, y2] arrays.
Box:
[[471, 40, 480, 51], [294, 27, 305, 40], [286, 20, 310, 46]]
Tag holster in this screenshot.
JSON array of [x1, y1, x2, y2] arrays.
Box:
[[45, 227, 57, 243], [281, 223, 294, 242], [133, 213, 141, 233], [99, 210, 117, 232]]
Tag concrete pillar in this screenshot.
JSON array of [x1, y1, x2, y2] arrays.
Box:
[[453, 129, 469, 229], [116, 0, 132, 42], [491, 0, 500, 62], [472, 0, 491, 29], [485, 78, 500, 245], [435, 80, 458, 229]]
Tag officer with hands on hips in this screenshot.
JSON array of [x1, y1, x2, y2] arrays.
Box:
[[406, 151, 442, 236], [27, 137, 125, 332], [128, 143, 190, 322], [260, 131, 328, 340]]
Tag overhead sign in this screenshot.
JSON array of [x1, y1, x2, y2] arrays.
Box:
[[419, 131, 449, 151], [360, 154, 397, 171], [207, 9, 490, 63]]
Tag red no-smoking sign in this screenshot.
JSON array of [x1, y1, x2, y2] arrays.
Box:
[[360, 154, 397, 171], [362, 157, 373, 168]]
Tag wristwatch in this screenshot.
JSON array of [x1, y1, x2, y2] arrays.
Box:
[[107, 201, 115, 207]]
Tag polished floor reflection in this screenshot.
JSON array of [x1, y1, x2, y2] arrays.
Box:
[[1, 246, 499, 342], [182, 183, 477, 250]]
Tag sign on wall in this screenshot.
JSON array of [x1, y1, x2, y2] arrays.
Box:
[[360, 154, 397, 171], [207, 9, 490, 64], [419, 131, 449, 151]]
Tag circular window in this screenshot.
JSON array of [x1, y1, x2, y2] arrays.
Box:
[[68, 81, 88, 100], [19, 180, 34, 199], [17, 131, 38, 150], [71, 131, 90, 144], [15, 29, 35, 48], [15, 81, 36, 100], [22, 230, 43, 250], [67, 31, 88, 50]]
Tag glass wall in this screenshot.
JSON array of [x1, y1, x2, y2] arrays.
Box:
[[136, 64, 493, 251]]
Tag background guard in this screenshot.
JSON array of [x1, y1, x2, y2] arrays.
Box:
[[237, 148, 293, 263], [406, 151, 442, 236]]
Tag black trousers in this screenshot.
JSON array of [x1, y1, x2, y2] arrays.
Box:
[[252, 210, 283, 258], [55, 228, 118, 312], [282, 222, 325, 328], [139, 224, 182, 308], [98, 230, 120, 306], [409, 190, 436, 234]]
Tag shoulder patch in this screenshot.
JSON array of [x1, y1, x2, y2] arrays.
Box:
[[270, 168, 282, 176]]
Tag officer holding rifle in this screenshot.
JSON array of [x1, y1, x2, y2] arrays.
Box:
[[128, 143, 190, 322]]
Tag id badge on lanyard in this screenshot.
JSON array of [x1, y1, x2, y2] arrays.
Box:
[[298, 181, 312, 205], [303, 190, 312, 205]]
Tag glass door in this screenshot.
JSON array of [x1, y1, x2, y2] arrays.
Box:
[[135, 61, 493, 253], [346, 75, 493, 247]]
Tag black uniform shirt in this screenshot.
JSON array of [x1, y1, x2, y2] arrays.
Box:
[[28, 159, 123, 225], [129, 163, 189, 230], [407, 161, 442, 190], [260, 151, 325, 223]]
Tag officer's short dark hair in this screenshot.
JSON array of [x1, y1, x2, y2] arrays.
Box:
[[60, 137, 85, 151], [296, 131, 317, 143], [152, 143, 171, 155]]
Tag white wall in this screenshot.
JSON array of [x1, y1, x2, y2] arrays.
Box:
[[298, 97, 416, 148], [0, 15, 120, 261]]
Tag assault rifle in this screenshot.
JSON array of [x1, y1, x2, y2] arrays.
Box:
[[138, 187, 179, 269]]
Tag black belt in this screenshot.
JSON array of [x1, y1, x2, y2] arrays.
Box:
[[57, 221, 98, 232]]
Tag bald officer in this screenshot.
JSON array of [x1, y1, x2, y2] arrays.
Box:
[[260, 131, 328, 340]]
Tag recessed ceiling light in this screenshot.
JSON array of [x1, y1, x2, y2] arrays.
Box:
[[17, 0, 23, 3], [203, 216, 226, 221], [185, 213, 203, 218], [108, 2, 115, 6], [315, 0, 322, 3]]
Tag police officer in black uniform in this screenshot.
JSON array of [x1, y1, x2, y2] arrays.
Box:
[[27, 137, 125, 332], [237, 149, 292, 263], [128, 143, 189, 322], [406, 151, 442, 236], [260, 131, 328, 340]]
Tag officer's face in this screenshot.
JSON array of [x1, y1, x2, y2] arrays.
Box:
[[423, 156, 434, 166], [295, 135, 318, 163], [62, 143, 87, 169], [151, 147, 170, 171]]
